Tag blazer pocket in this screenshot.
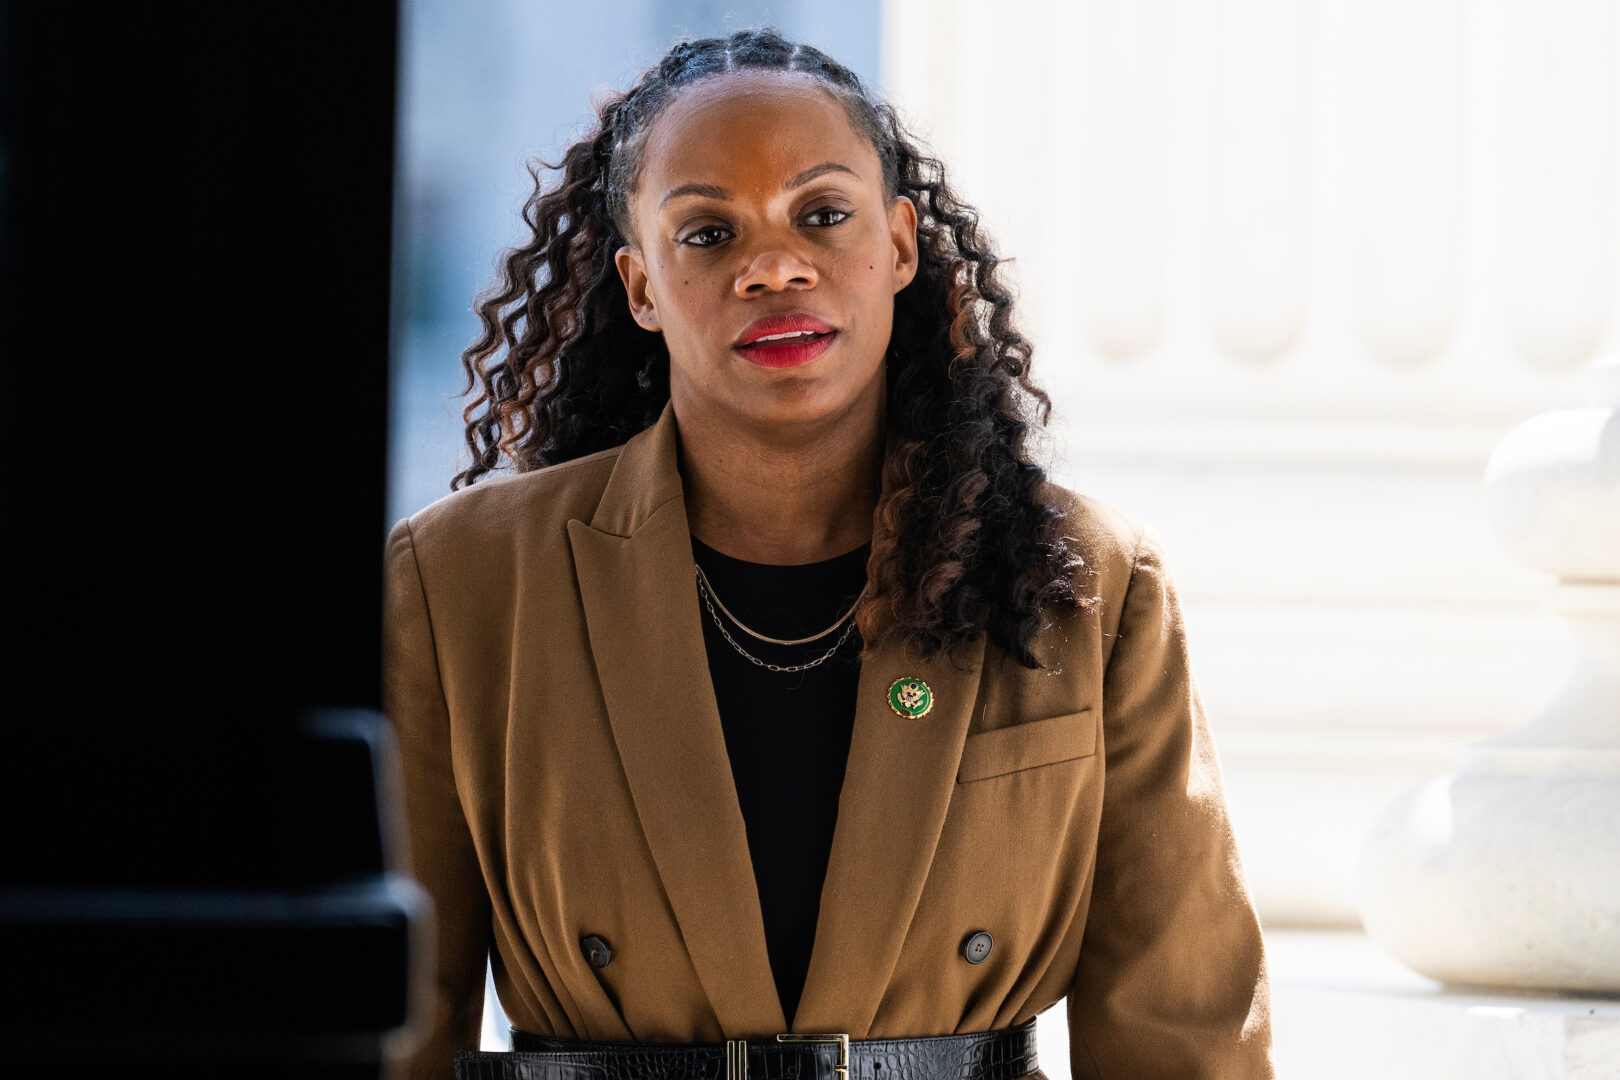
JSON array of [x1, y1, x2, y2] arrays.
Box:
[[956, 708, 1098, 783]]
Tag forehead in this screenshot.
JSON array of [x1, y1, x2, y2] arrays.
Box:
[[638, 70, 876, 193]]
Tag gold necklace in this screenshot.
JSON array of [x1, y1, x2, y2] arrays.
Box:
[[693, 562, 866, 644], [693, 564, 867, 673]]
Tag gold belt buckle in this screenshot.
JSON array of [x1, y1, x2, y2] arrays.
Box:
[[724, 1038, 750, 1080], [724, 1031, 850, 1080], [776, 1032, 851, 1080]]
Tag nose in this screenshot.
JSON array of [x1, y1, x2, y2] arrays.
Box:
[[734, 243, 818, 297]]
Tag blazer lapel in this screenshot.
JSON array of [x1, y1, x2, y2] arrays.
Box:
[[791, 633, 986, 1035], [567, 400, 987, 1039], [567, 402, 787, 1036]]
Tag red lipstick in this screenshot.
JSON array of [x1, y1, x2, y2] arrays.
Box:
[[732, 314, 838, 369]]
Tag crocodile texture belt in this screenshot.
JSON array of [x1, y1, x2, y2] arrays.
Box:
[[452, 1016, 1042, 1080]]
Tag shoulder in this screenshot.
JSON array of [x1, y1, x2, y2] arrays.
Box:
[[1031, 478, 1189, 672], [1032, 480, 1192, 687], [1036, 477, 1155, 593], [389, 446, 625, 568], [975, 478, 1162, 714]]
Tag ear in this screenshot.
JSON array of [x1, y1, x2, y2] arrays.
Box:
[[887, 194, 920, 294], [614, 245, 663, 332]]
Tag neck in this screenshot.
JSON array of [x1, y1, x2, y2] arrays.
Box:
[[674, 381, 885, 565]]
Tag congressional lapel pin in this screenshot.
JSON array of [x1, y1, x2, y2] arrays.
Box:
[[887, 676, 934, 718]]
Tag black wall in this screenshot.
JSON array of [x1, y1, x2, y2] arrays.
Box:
[[2, 3, 410, 1072]]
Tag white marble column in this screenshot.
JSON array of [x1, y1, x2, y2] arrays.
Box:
[[1356, 356, 1620, 992]]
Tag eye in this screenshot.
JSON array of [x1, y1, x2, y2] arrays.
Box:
[[678, 224, 732, 248], [804, 206, 852, 228]]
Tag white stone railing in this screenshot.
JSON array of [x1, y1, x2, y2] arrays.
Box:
[[1359, 357, 1620, 992]]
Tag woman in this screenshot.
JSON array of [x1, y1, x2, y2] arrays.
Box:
[[383, 27, 1274, 1080]]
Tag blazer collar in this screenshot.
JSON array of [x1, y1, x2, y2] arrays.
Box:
[[566, 400, 988, 1038], [583, 399, 687, 537]]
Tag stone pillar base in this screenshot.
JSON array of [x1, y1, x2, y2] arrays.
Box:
[[1267, 930, 1620, 1080]]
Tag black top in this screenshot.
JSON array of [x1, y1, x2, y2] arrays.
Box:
[[689, 533, 869, 1026]]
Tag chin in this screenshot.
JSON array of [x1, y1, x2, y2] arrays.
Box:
[[676, 352, 884, 430], [732, 378, 876, 431]]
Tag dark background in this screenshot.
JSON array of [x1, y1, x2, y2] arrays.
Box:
[[2, 3, 406, 1072]]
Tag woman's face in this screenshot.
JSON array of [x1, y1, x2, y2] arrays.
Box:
[[614, 70, 919, 436]]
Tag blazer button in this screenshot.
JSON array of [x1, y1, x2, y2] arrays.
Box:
[[962, 930, 993, 964], [580, 933, 613, 968]]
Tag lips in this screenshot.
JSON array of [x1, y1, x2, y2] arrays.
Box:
[[731, 313, 838, 370], [733, 313, 836, 349]]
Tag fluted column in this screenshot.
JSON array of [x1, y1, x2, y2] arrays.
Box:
[[1356, 356, 1620, 991]]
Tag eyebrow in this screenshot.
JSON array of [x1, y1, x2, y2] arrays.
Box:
[[657, 161, 860, 210]]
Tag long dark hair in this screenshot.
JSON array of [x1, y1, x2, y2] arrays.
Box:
[[453, 27, 1090, 668]]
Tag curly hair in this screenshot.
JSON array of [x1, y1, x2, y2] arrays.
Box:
[[452, 26, 1091, 669]]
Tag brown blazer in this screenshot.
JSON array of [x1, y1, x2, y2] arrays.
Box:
[[381, 400, 1274, 1080]]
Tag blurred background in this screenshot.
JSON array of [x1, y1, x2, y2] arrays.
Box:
[[390, 1, 1620, 1077]]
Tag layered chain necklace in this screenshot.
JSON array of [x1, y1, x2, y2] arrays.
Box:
[[693, 562, 867, 674]]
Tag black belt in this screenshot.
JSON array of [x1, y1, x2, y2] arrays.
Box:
[[453, 1016, 1041, 1080]]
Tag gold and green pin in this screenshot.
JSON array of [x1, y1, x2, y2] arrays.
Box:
[[887, 676, 934, 718]]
